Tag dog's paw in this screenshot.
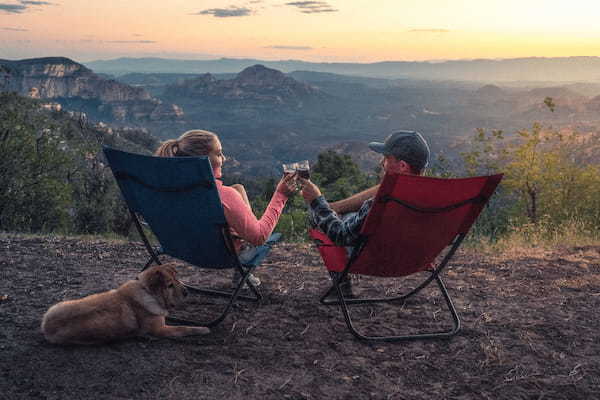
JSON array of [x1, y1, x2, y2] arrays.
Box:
[[193, 327, 210, 335]]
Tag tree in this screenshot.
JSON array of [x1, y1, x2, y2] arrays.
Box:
[[312, 150, 363, 186], [0, 93, 73, 232], [460, 101, 600, 233], [312, 150, 374, 202]]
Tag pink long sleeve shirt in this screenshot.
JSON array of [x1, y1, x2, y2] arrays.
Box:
[[215, 180, 288, 250]]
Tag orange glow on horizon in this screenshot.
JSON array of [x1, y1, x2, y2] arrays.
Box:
[[0, 0, 599, 62]]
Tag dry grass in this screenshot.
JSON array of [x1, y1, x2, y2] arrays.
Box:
[[465, 218, 600, 260]]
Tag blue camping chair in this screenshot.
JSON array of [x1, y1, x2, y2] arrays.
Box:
[[103, 146, 281, 327]]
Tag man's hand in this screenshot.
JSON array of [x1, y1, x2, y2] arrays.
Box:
[[299, 178, 322, 204], [276, 173, 298, 197]]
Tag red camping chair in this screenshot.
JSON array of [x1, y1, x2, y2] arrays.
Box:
[[309, 173, 503, 342]]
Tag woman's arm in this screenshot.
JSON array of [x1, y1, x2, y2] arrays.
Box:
[[230, 183, 250, 206], [220, 175, 296, 246]]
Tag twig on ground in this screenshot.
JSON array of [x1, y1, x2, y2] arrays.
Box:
[[233, 364, 246, 385], [300, 324, 310, 335], [168, 375, 180, 397], [279, 376, 293, 390]]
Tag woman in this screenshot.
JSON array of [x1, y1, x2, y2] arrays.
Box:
[[155, 129, 297, 286]]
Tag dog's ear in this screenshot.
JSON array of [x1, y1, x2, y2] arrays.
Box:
[[147, 269, 166, 293], [163, 263, 178, 278]]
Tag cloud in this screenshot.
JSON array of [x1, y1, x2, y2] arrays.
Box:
[[193, 6, 252, 17], [264, 45, 313, 50], [285, 1, 338, 14], [2, 26, 28, 31], [0, 4, 27, 13], [0, 0, 54, 14], [20, 0, 53, 5], [408, 28, 450, 33], [106, 40, 157, 44]]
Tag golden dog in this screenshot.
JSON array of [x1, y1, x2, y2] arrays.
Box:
[[41, 263, 209, 344]]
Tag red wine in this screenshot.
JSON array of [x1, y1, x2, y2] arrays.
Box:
[[297, 169, 310, 179]]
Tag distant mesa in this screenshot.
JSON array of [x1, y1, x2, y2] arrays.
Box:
[[0, 57, 183, 122], [163, 64, 324, 106], [476, 84, 504, 98]]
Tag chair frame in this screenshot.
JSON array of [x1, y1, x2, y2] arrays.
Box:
[[315, 191, 489, 342], [129, 209, 265, 328], [108, 151, 270, 329]]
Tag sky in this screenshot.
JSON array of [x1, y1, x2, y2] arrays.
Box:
[[1, 0, 600, 63]]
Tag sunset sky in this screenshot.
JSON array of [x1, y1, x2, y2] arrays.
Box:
[[1, 0, 600, 63]]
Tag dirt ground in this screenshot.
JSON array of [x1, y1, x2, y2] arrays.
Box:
[[1, 232, 599, 400]]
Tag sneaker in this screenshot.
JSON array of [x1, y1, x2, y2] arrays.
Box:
[[339, 281, 354, 298], [232, 270, 261, 289], [327, 271, 354, 298]]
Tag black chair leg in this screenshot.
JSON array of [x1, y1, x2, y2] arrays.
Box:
[[166, 266, 262, 328], [329, 275, 460, 342]]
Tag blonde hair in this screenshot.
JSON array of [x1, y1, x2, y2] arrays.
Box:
[[154, 130, 218, 157]]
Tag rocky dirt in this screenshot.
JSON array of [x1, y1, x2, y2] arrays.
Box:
[[1, 233, 599, 399]]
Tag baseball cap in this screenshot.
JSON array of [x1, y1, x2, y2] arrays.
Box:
[[368, 130, 430, 171]]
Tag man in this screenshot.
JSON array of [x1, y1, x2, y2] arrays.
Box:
[[299, 130, 430, 295]]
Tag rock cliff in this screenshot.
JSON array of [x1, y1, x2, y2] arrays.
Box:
[[0, 57, 183, 122]]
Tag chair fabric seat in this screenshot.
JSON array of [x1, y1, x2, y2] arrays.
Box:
[[312, 174, 502, 277], [104, 146, 238, 269]]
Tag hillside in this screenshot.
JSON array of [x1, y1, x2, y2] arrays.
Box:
[[0, 57, 182, 123], [0, 92, 162, 235], [1, 233, 598, 399]]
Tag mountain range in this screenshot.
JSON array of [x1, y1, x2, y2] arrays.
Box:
[[86, 56, 600, 82], [4, 56, 600, 176]]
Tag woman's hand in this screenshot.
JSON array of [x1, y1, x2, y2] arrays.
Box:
[[299, 178, 322, 204], [276, 173, 299, 197]]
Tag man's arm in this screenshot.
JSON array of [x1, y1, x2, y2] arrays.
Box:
[[300, 178, 372, 247], [329, 184, 379, 214], [310, 196, 373, 247]]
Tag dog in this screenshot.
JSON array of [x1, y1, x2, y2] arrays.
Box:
[[41, 263, 209, 344]]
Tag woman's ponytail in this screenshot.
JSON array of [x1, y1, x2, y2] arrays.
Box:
[[154, 139, 180, 157], [155, 130, 218, 157]]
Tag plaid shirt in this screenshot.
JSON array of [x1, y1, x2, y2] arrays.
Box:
[[309, 196, 374, 246]]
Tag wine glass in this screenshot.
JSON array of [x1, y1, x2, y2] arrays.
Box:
[[296, 160, 310, 179]]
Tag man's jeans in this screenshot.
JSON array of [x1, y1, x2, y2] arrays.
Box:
[[319, 211, 358, 290]]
